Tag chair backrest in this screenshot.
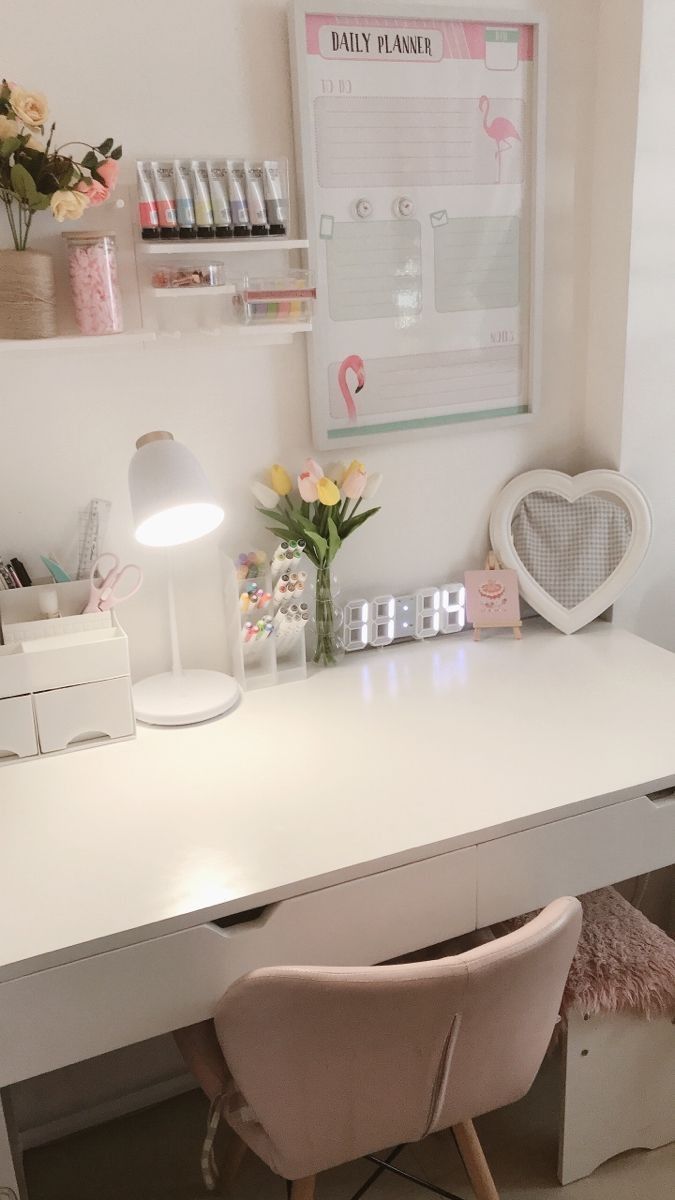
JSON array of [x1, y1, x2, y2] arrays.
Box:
[[213, 896, 581, 1180]]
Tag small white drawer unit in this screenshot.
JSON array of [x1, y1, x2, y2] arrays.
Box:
[[0, 581, 135, 763]]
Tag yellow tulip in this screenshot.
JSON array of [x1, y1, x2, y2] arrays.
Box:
[[347, 459, 365, 475], [317, 476, 340, 506], [269, 463, 293, 496]]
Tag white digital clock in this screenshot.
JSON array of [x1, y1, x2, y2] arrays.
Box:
[[343, 584, 466, 651]]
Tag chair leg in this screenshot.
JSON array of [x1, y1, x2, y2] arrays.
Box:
[[290, 1176, 317, 1200], [218, 1127, 248, 1192], [452, 1121, 499, 1200]]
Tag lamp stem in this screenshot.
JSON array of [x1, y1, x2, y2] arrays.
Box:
[[166, 553, 183, 677]]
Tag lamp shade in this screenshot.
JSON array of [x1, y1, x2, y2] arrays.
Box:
[[129, 431, 224, 547]]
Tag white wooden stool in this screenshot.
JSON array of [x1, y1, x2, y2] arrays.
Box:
[[557, 887, 675, 1184], [498, 886, 675, 1185]]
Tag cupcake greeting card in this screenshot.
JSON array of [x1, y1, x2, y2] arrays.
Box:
[[464, 567, 522, 640]]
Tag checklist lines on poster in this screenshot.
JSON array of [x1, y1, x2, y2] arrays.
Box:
[[328, 345, 522, 418], [315, 95, 523, 187], [434, 217, 520, 312]]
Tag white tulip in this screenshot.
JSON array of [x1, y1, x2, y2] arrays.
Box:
[[363, 472, 382, 500], [251, 481, 279, 508], [325, 460, 348, 485]]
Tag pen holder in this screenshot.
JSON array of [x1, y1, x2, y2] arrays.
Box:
[[222, 547, 308, 691]]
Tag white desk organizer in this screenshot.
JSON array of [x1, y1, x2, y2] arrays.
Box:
[[0, 581, 135, 763], [223, 548, 307, 691]]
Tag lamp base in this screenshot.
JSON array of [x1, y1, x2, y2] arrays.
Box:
[[133, 669, 239, 726]]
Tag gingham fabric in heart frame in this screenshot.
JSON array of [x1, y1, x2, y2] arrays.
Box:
[[511, 491, 631, 610]]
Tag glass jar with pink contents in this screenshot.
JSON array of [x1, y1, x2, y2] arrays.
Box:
[[63, 231, 123, 335]]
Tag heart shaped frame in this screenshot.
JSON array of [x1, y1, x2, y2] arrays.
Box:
[[489, 469, 652, 634]]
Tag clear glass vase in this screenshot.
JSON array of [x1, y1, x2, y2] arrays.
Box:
[[312, 563, 344, 667]]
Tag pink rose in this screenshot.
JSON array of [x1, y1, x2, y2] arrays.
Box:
[[97, 158, 119, 191], [75, 159, 119, 207], [76, 178, 109, 206]]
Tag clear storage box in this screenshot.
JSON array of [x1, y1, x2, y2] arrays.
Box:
[[233, 270, 315, 325]]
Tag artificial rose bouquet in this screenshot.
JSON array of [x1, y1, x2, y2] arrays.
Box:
[[253, 459, 382, 666], [0, 78, 122, 250]]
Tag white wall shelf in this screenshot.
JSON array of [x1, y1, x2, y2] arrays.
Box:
[[0, 331, 156, 353], [155, 322, 312, 346], [151, 284, 236, 299], [139, 238, 309, 255]]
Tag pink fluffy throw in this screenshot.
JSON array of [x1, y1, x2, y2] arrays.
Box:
[[501, 887, 675, 1020]]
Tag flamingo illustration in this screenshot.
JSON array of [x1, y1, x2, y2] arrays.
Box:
[[338, 354, 365, 422], [479, 96, 521, 183]]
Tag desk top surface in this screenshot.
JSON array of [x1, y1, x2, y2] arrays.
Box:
[[1, 620, 674, 981]]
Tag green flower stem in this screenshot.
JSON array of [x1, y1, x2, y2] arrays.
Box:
[[21, 209, 32, 250], [54, 140, 98, 154], [3, 197, 19, 250], [313, 561, 340, 667]]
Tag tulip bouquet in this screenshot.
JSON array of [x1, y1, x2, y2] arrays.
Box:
[[0, 78, 121, 249], [252, 459, 382, 666]]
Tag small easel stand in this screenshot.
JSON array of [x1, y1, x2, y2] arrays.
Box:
[[472, 552, 522, 642]]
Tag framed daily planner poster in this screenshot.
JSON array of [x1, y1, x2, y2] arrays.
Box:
[[289, 1, 546, 448]]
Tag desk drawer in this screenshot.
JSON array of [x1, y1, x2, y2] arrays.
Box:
[[476, 794, 675, 926], [34, 677, 134, 753], [0, 846, 476, 1084], [0, 695, 37, 760]]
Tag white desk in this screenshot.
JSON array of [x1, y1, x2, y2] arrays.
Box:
[[2, 620, 675, 1196]]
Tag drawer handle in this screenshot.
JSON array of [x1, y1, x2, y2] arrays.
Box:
[[210, 905, 270, 930], [67, 730, 113, 747], [647, 787, 675, 807]]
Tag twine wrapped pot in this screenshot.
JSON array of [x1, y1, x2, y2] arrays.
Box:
[[0, 249, 57, 339]]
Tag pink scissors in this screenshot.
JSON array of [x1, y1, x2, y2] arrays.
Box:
[[83, 553, 143, 614]]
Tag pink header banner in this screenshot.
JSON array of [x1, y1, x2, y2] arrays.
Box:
[[306, 14, 535, 63]]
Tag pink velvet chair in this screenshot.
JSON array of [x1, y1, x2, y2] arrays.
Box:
[[175, 896, 581, 1200]]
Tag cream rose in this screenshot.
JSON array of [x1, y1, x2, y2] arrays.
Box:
[[10, 86, 48, 129], [0, 114, 18, 139], [50, 189, 90, 222]]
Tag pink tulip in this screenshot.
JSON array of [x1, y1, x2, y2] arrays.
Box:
[[298, 471, 319, 502], [342, 463, 367, 500], [297, 457, 323, 502]]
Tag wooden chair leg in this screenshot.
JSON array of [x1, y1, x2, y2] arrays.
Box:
[[218, 1127, 247, 1193], [290, 1176, 316, 1200], [452, 1121, 499, 1200]]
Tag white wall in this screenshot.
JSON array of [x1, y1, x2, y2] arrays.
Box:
[[614, 0, 675, 649], [582, 0, 643, 469], [5, 0, 658, 1138], [2, 0, 599, 684]]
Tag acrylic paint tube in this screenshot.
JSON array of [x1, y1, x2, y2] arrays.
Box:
[[207, 160, 234, 238], [226, 160, 251, 237], [150, 161, 179, 239], [136, 161, 160, 239], [190, 161, 215, 238], [174, 160, 197, 239], [262, 160, 288, 237], [245, 162, 269, 237]]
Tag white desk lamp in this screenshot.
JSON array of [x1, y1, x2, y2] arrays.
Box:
[[129, 430, 239, 726]]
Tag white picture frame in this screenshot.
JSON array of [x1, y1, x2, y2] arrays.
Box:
[[289, 0, 548, 448], [488, 469, 652, 634]]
